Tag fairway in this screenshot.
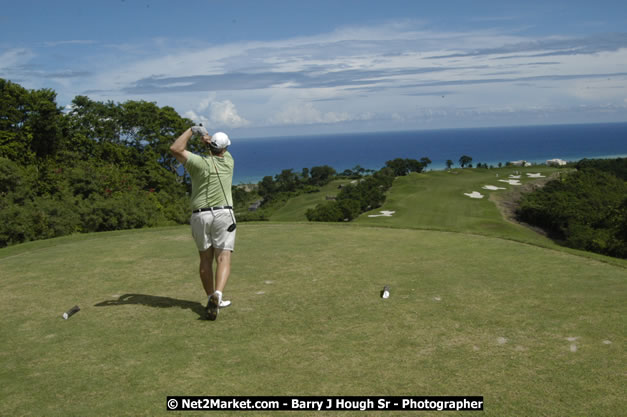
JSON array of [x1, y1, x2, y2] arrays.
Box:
[[1, 223, 625, 416], [270, 179, 352, 222], [357, 167, 562, 243]]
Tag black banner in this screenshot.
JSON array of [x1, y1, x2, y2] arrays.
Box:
[[166, 396, 484, 411]]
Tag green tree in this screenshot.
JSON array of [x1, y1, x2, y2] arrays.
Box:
[[258, 176, 277, 199], [0, 79, 65, 162], [517, 166, 627, 258], [275, 169, 299, 192], [27, 88, 64, 158], [459, 155, 472, 168], [309, 165, 336, 186], [385, 158, 425, 176]]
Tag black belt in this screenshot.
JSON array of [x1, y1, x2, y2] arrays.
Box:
[[192, 206, 233, 213]]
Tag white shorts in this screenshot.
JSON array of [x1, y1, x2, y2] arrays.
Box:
[[190, 209, 236, 252]]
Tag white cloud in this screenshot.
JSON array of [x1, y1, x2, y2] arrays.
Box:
[[270, 103, 345, 125], [197, 93, 216, 112], [43, 40, 96, 47], [209, 100, 249, 128], [183, 110, 209, 126], [11, 20, 627, 133], [0, 48, 35, 71], [184, 95, 249, 128]]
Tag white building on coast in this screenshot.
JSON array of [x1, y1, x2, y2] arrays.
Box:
[[546, 158, 567, 166]]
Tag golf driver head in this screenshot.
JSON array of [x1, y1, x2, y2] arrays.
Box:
[[227, 223, 236, 232]]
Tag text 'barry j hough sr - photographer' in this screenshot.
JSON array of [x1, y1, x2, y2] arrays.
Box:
[[165, 396, 484, 411]]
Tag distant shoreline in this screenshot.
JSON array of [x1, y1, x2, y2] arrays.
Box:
[[230, 123, 627, 185], [233, 154, 627, 185]]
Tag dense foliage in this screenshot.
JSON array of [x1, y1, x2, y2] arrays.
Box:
[[575, 157, 627, 180], [306, 167, 396, 222], [235, 165, 338, 222], [0, 79, 192, 247], [305, 157, 430, 222], [384, 157, 431, 176], [517, 159, 627, 258]]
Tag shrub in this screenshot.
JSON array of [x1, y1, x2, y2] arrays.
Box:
[[517, 166, 626, 258], [307, 167, 395, 222]]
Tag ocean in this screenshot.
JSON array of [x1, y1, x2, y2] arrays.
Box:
[[230, 123, 627, 184]]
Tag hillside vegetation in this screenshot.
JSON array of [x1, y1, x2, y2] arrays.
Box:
[[517, 158, 627, 258]]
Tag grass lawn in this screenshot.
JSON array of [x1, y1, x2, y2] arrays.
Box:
[[356, 166, 563, 241], [270, 179, 352, 222], [1, 223, 625, 416]]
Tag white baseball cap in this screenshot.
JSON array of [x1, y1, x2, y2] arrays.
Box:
[[210, 132, 231, 149]]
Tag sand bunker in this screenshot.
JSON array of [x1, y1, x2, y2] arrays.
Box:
[[509, 175, 521, 179], [464, 191, 484, 199], [526, 173, 546, 178], [482, 185, 507, 191], [499, 179, 521, 186], [368, 210, 396, 217]]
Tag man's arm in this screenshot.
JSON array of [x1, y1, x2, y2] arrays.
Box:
[[170, 128, 193, 164]]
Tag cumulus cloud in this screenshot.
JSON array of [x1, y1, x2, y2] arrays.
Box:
[[208, 100, 250, 128], [185, 97, 249, 128], [183, 110, 209, 126]]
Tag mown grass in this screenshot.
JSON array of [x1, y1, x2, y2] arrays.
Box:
[[356, 166, 562, 241], [1, 223, 625, 416], [270, 179, 352, 221]]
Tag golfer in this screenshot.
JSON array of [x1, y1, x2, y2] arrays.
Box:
[[170, 126, 236, 320]]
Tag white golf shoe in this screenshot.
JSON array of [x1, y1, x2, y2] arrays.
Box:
[[205, 291, 231, 320]]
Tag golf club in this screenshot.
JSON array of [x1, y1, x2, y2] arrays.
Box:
[[200, 124, 236, 232]]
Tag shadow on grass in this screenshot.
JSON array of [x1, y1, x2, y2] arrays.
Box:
[[94, 294, 207, 320]]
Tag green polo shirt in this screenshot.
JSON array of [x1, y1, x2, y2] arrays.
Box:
[[184, 151, 234, 211]]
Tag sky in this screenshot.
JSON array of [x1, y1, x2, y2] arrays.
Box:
[[2, 0, 627, 138]]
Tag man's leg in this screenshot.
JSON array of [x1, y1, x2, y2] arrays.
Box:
[[199, 247, 215, 296], [214, 249, 232, 293]]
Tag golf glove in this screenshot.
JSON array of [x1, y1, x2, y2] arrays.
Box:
[[191, 125, 208, 136]]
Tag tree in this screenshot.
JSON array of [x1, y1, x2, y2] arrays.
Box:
[[309, 165, 336, 186], [420, 157, 432, 169], [517, 166, 627, 258], [385, 158, 425, 176], [27, 88, 64, 158], [459, 155, 472, 168], [258, 176, 276, 198], [306, 167, 395, 223], [446, 159, 453, 169], [0, 79, 33, 163], [0, 79, 65, 162], [275, 169, 299, 192], [301, 167, 310, 182]]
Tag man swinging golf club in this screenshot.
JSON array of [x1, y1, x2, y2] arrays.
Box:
[[170, 126, 236, 320]]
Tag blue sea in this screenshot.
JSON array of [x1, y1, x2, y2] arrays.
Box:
[[230, 123, 627, 184]]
